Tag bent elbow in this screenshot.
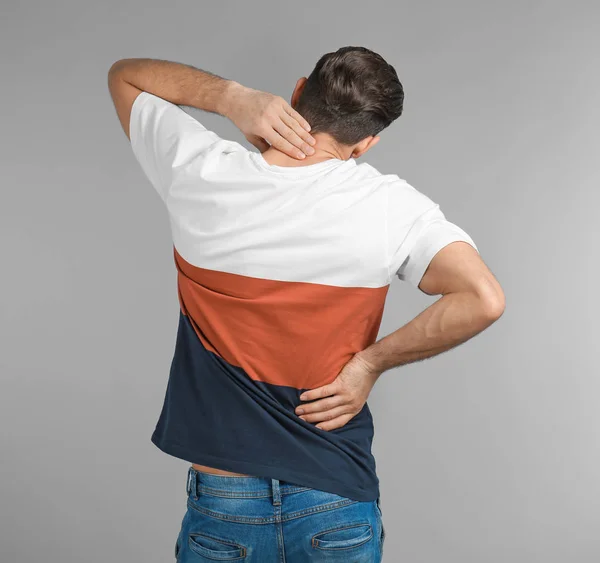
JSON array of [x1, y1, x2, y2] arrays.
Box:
[[107, 59, 132, 83], [470, 275, 505, 323], [108, 59, 122, 78], [480, 287, 506, 322]]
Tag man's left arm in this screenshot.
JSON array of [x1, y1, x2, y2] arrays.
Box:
[[107, 58, 316, 159]]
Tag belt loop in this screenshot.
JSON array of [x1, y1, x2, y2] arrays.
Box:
[[186, 466, 193, 496], [187, 466, 198, 501], [271, 478, 281, 506]]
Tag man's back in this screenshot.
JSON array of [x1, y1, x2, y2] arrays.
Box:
[[109, 50, 503, 561], [131, 91, 477, 502]]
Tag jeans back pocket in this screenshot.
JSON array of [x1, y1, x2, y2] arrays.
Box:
[[188, 533, 247, 560], [312, 523, 373, 550]]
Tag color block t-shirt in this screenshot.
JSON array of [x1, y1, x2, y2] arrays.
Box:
[[129, 92, 478, 502]]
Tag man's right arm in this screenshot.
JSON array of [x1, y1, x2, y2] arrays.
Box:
[[357, 240, 505, 374]]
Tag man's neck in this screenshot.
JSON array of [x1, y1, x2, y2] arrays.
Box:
[[261, 134, 354, 168]]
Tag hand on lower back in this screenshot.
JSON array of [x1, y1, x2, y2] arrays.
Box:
[[295, 353, 381, 431], [225, 83, 316, 159]]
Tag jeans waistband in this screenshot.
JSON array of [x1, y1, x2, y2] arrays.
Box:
[[186, 466, 312, 504]]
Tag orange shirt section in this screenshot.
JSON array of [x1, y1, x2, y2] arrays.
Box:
[[174, 247, 389, 390]]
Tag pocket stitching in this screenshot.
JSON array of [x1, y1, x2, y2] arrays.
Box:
[[188, 533, 247, 560], [312, 523, 373, 551]]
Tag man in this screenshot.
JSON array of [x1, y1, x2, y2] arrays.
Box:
[[108, 46, 504, 562]]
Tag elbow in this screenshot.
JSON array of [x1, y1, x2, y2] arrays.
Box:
[[108, 59, 124, 76], [470, 275, 505, 323], [107, 60, 123, 87], [479, 285, 506, 323], [108, 59, 133, 82], [482, 294, 505, 323]]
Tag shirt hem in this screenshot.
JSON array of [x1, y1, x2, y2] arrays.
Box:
[[151, 433, 379, 503]]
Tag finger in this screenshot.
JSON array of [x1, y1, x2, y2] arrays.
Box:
[[316, 413, 355, 432], [277, 115, 316, 156], [279, 112, 316, 151], [284, 104, 313, 136], [266, 129, 307, 160], [245, 134, 270, 153], [271, 120, 314, 159], [299, 381, 340, 402], [296, 395, 344, 416], [299, 405, 349, 423]]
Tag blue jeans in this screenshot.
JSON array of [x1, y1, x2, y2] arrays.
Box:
[[175, 466, 386, 562]]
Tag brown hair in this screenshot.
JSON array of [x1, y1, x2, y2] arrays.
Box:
[[295, 46, 404, 146]]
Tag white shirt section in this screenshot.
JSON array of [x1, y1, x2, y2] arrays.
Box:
[[129, 92, 227, 201], [129, 92, 478, 289], [386, 178, 479, 287]]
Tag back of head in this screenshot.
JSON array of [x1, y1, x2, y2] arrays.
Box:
[[295, 46, 404, 146]]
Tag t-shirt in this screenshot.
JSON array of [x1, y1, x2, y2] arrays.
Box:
[[129, 91, 479, 502]]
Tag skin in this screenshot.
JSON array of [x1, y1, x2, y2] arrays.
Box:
[[108, 58, 505, 473]]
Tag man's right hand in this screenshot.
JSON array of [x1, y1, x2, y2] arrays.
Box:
[[222, 81, 317, 160], [295, 353, 381, 432]]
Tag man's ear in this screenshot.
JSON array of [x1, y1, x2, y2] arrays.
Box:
[[352, 135, 380, 158], [291, 77, 308, 108]]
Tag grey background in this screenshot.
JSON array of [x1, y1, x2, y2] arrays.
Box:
[[1, 1, 598, 562]]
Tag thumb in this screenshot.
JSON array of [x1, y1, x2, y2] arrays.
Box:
[[245, 134, 270, 153]]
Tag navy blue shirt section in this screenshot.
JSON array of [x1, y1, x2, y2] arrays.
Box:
[[151, 312, 380, 502]]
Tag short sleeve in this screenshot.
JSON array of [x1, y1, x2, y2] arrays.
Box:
[[129, 92, 224, 201], [387, 179, 479, 288]]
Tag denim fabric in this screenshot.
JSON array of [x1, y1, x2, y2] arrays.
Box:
[[175, 467, 386, 562]]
